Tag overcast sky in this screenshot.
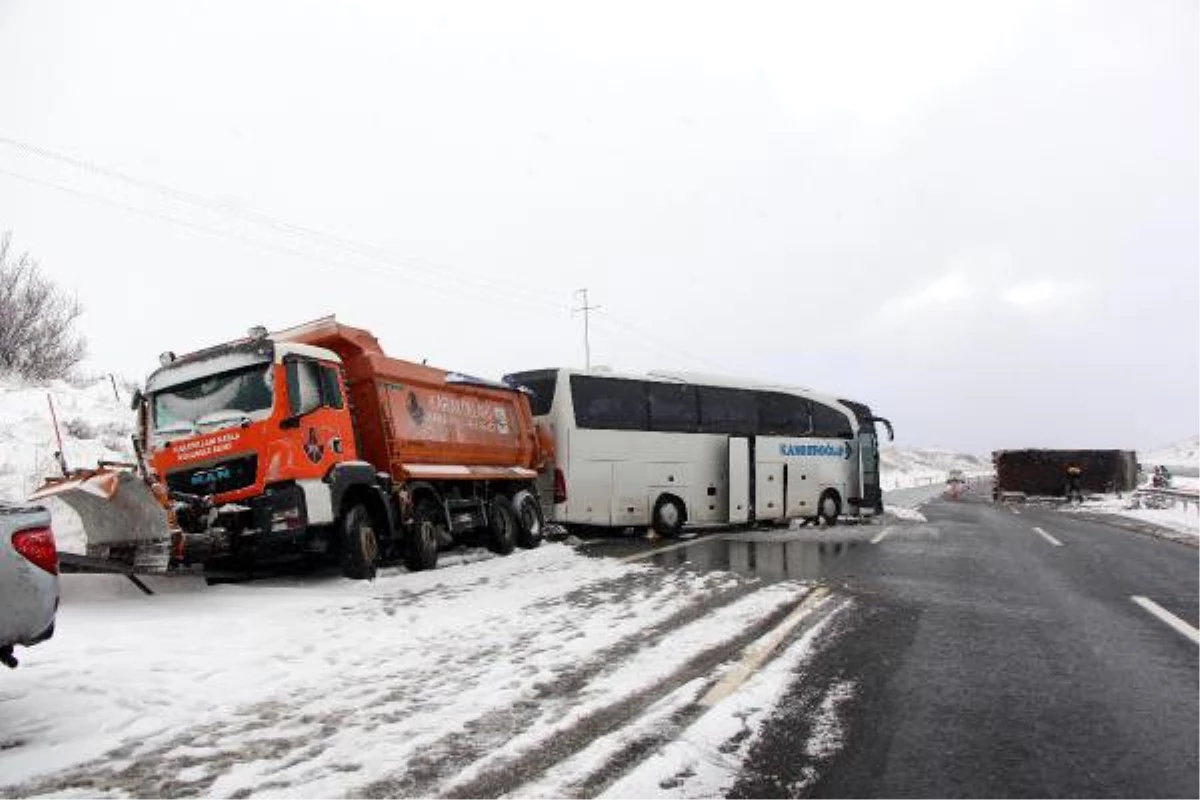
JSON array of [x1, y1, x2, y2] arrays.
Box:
[[0, 0, 1196, 454]]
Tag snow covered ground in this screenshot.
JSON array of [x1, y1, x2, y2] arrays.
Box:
[[0, 541, 856, 798], [1064, 491, 1199, 541]]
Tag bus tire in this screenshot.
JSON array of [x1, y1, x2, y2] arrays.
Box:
[[817, 491, 841, 527], [489, 496, 518, 555], [512, 490, 544, 549], [652, 495, 686, 538], [407, 498, 442, 571], [340, 503, 379, 580]]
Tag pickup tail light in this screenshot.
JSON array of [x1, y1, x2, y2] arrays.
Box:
[[553, 468, 567, 505], [12, 526, 59, 575]]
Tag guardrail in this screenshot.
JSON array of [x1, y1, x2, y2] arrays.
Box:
[[1131, 487, 1200, 513]]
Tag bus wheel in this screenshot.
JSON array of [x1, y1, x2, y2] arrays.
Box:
[[817, 491, 841, 527], [341, 503, 379, 580], [512, 490, 544, 549], [407, 498, 442, 571], [489, 496, 518, 555], [652, 495, 685, 538]]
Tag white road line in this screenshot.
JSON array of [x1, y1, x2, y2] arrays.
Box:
[[1011, 508, 1022, 515], [699, 587, 831, 707], [1032, 526, 1063, 547], [1131, 596, 1200, 645], [870, 526, 894, 545]]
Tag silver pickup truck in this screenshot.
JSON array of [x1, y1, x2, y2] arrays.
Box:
[[1, 501, 60, 669]]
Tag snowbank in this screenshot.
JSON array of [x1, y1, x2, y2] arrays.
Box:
[[0, 373, 137, 551], [879, 445, 989, 490]]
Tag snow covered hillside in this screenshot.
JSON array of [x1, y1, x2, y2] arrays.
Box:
[[879, 446, 990, 490], [0, 373, 137, 551], [1137, 438, 1200, 470]]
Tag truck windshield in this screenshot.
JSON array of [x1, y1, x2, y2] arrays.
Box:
[[152, 363, 274, 435]]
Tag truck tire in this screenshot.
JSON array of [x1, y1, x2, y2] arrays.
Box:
[[408, 498, 442, 571], [341, 503, 379, 580], [652, 495, 685, 538], [817, 490, 841, 527], [488, 496, 517, 555], [512, 490, 544, 549]]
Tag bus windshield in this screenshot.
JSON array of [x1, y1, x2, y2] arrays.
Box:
[[505, 370, 558, 416]]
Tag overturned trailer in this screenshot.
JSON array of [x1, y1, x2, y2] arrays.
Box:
[[991, 449, 1138, 498]]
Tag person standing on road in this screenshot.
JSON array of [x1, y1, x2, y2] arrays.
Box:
[[1065, 464, 1083, 502]]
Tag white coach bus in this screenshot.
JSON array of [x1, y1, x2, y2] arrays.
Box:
[[502, 368, 894, 535]]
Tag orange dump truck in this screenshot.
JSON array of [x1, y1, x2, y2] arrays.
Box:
[[95, 317, 551, 578]]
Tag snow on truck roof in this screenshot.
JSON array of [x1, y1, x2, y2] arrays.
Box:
[[145, 337, 340, 393]]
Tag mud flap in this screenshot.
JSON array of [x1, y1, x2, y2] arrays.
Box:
[[30, 469, 174, 572]]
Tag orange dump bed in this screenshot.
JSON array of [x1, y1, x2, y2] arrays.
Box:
[[276, 318, 548, 482]]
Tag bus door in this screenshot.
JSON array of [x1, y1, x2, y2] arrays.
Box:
[[755, 458, 785, 522], [728, 436, 751, 524], [858, 430, 878, 510], [862, 416, 892, 514]]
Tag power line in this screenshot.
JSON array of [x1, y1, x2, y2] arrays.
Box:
[[0, 166, 563, 314], [0, 134, 571, 314], [0, 135, 740, 375]]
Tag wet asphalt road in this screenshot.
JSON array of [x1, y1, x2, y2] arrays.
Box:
[[725, 485, 1200, 798]]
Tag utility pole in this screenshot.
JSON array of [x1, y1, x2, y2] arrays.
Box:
[[572, 288, 601, 370]]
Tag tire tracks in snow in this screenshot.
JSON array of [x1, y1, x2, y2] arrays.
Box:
[[360, 583, 831, 799], [2, 558, 752, 798]]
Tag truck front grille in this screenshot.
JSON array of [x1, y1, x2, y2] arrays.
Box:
[[166, 455, 258, 497]]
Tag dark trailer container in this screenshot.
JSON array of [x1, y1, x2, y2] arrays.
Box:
[[992, 449, 1138, 497]]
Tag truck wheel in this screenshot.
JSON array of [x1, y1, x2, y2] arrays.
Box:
[[408, 498, 442, 571], [512, 490, 544, 549], [488, 496, 517, 555], [817, 491, 841, 527], [341, 504, 379, 580], [652, 495, 685, 538]]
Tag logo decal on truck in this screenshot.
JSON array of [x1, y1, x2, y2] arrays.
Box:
[[304, 427, 324, 464], [174, 431, 240, 463], [780, 442, 853, 460], [407, 391, 426, 425]]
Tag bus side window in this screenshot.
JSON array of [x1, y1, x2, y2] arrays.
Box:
[[698, 386, 756, 435], [759, 392, 811, 437], [648, 383, 698, 433], [571, 375, 648, 430], [811, 401, 853, 438]]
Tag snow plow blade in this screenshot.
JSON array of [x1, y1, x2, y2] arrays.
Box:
[[30, 468, 173, 573]]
